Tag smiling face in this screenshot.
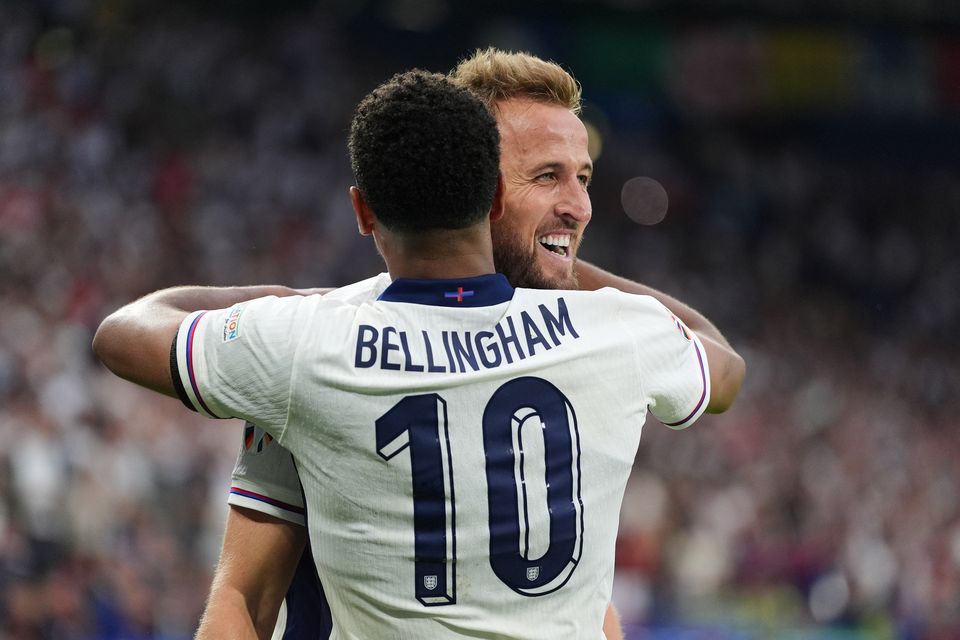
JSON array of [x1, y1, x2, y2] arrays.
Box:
[[491, 99, 593, 290]]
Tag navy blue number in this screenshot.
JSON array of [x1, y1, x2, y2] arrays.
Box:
[[376, 394, 456, 606], [377, 377, 582, 605], [483, 377, 583, 596]]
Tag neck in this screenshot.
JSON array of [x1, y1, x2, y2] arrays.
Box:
[[379, 225, 497, 280]]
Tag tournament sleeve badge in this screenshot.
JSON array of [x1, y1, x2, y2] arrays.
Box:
[[223, 304, 244, 342]]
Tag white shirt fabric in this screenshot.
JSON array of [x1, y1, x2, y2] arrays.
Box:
[[173, 274, 709, 640], [227, 274, 392, 525]]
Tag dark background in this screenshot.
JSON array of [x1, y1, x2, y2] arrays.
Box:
[[1, 0, 958, 638]]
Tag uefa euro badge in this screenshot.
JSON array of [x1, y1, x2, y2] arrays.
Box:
[[527, 566, 540, 582], [223, 304, 244, 342], [423, 575, 438, 591]]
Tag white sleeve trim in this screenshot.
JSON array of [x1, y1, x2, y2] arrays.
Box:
[[227, 478, 306, 526], [662, 330, 711, 430], [175, 310, 223, 419]]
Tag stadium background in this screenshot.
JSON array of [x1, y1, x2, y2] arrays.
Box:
[[1, 0, 958, 638]]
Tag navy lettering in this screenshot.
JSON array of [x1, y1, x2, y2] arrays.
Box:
[[424, 330, 446, 373], [399, 331, 425, 372], [540, 298, 579, 345], [355, 303, 578, 373], [475, 331, 502, 368], [496, 316, 525, 364], [451, 331, 479, 372], [442, 331, 456, 371], [521, 311, 551, 356], [381, 326, 402, 371], [355, 325, 379, 368]]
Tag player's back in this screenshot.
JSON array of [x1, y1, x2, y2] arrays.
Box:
[[270, 274, 708, 639]]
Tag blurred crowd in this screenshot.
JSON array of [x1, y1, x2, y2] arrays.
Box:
[[1, 2, 958, 639]]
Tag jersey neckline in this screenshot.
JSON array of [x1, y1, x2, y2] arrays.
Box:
[[377, 273, 514, 307]]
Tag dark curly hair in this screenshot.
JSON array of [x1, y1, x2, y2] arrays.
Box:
[[348, 70, 500, 233]]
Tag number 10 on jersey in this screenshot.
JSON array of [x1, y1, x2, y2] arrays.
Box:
[[375, 377, 584, 606]]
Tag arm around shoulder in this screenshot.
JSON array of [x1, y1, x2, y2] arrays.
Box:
[[93, 285, 306, 397], [578, 261, 745, 413], [92, 291, 189, 397], [577, 261, 734, 350]]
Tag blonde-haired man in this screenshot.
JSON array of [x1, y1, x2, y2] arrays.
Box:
[[197, 48, 741, 640]]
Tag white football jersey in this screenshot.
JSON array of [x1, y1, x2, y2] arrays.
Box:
[[173, 274, 709, 640], [228, 274, 392, 525]]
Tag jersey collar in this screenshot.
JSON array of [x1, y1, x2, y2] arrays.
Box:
[[377, 273, 514, 307]]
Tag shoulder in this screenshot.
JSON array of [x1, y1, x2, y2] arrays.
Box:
[[323, 273, 391, 303], [213, 294, 359, 349], [516, 287, 666, 315], [601, 288, 672, 317]]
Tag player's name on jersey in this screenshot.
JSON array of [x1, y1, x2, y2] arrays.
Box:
[[354, 297, 580, 373]]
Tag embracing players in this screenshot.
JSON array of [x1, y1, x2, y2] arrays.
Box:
[[95, 54, 745, 639]]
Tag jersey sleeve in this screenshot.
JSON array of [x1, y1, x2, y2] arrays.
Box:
[[623, 297, 711, 430], [171, 295, 308, 438], [228, 422, 306, 526]]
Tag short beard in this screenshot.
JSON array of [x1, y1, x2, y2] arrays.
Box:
[[493, 234, 579, 290]]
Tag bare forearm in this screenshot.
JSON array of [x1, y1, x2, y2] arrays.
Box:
[[195, 588, 261, 640], [577, 261, 732, 349], [195, 507, 305, 640], [138, 284, 303, 314], [93, 285, 304, 396]]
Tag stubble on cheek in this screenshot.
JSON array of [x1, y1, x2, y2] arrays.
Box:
[[492, 228, 579, 290], [492, 229, 541, 289]]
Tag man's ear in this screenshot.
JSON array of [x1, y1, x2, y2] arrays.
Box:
[[488, 173, 505, 223], [350, 186, 375, 236]]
